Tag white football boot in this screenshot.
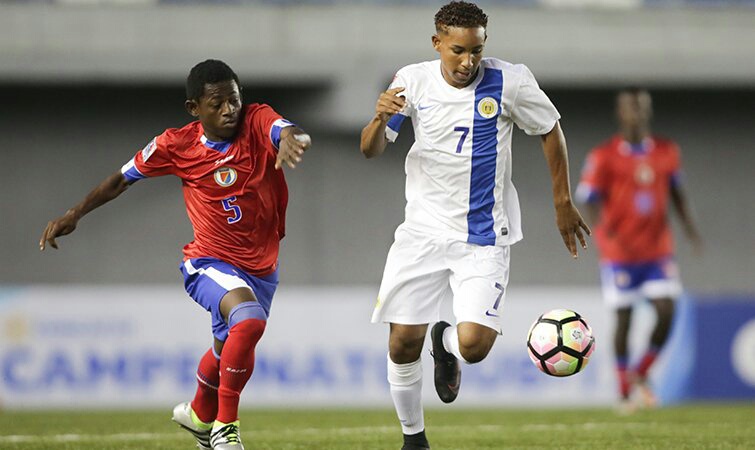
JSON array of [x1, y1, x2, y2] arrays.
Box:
[[171, 401, 212, 450], [210, 420, 245, 450]]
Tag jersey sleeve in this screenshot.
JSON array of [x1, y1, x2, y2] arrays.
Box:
[[510, 65, 561, 136], [248, 104, 294, 150], [385, 69, 415, 143], [575, 150, 607, 204], [669, 142, 683, 188], [120, 132, 175, 183]]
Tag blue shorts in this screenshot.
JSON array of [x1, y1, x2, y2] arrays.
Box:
[[600, 257, 682, 309], [180, 257, 278, 342]]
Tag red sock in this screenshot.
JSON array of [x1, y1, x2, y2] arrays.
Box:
[[191, 348, 220, 424], [617, 366, 632, 399], [216, 319, 266, 424], [635, 348, 660, 379]]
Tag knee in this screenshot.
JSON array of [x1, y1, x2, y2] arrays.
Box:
[[389, 334, 424, 364], [458, 335, 495, 364], [228, 302, 267, 341], [229, 302, 267, 327]]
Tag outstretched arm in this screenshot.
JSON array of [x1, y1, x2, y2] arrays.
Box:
[[276, 126, 312, 170], [541, 121, 591, 258], [670, 182, 702, 253], [39, 171, 130, 250], [360, 87, 406, 159]]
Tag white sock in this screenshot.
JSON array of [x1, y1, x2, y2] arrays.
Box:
[[442, 325, 469, 364], [387, 355, 424, 435]]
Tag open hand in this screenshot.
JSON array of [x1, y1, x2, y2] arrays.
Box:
[[275, 129, 311, 170]]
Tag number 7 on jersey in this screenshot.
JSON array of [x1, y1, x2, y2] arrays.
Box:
[[454, 126, 469, 153]]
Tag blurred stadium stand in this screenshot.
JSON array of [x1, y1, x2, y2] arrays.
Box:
[[2, 1, 753, 290], [2, 3, 754, 128]]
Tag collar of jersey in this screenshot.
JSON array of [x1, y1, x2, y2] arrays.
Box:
[[619, 137, 653, 156], [200, 134, 232, 153], [433, 59, 485, 93]]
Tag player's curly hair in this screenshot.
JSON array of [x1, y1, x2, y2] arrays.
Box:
[[434, 1, 488, 33], [186, 59, 240, 100]]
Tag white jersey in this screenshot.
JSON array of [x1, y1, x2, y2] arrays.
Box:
[[385, 58, 560, 246]]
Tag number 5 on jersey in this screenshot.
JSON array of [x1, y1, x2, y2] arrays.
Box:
[[221, 196, 242, 224]]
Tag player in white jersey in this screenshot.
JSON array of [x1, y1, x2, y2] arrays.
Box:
[[360, 2, 590, 449]]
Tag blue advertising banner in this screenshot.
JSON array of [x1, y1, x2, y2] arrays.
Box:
[[658, 295, 755, 403]]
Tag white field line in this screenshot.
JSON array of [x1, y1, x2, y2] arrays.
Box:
[[0, 432, 186, 443], [0, 422, 650, 443]]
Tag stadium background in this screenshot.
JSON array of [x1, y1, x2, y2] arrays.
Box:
[[1, 0, 754, 428]]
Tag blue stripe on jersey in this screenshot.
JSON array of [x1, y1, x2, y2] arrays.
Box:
[[670, 170, 682, 188], [387, 114, 406, 133], [122, 159, 146, 183], [467, 68, 503, 246], [271, 119, 295, 149], [582, 188, 601, 204]]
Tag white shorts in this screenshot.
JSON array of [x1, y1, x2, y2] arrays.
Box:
[[371, 225, 510, 333], [600, 258, 682, 309]]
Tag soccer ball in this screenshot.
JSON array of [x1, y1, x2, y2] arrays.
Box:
[[527, 309, 595, 377]]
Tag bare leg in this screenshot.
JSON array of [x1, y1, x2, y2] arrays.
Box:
[[455, 321, 498, 363], [614, 307, 633, 400], [649, 297, 675, 350], [389, 323, 428, 364], [633, 297, 675, 408]]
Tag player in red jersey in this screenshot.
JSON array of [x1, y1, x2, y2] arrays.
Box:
[[39, 60, 311, 450], [576, 88, 701, 412]]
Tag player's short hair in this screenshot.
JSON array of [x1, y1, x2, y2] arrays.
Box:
[[434, 1, 488, 33], [186, 59, 240, 100]]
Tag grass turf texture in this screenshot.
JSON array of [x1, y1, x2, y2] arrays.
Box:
[[1, 404, 753, 449]]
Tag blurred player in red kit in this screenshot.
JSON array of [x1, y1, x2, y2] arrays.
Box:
[[576, 88, 701, 412], [39, 59, 311, 449]]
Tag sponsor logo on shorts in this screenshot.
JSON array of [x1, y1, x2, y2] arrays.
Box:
[[615, 270, 631, 288]]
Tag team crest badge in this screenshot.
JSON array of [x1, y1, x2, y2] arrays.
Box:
[[477, 97, 499, 119], [141, 138, 157, 162], [634, 163, 655, 185], [214, 167, 237, 187]]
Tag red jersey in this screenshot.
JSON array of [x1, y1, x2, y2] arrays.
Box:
[[576, 135, 682, 264], [120, 104, 290, 276]]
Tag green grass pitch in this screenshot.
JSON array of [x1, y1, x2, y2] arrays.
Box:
[[1, 404, 753, 449]]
